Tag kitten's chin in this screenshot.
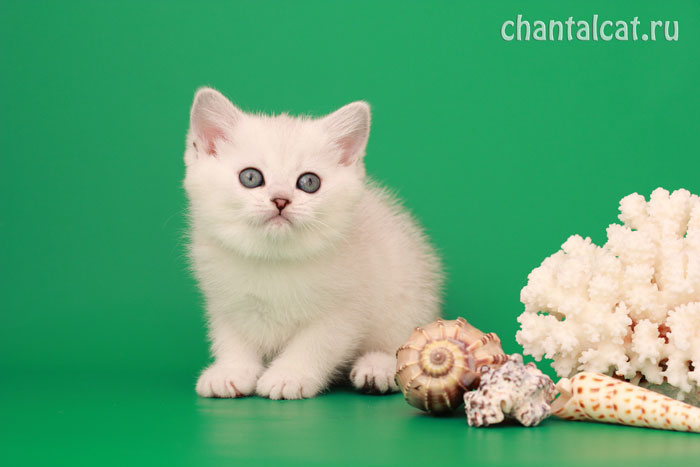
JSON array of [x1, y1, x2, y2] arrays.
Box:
[[193, 191, 364, 261], [235, 214, 352, 261]]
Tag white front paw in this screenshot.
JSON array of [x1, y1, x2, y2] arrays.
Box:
[[351, 351, 399, 394], [196, 363, 262, 398], [256, 366, 323, 400]]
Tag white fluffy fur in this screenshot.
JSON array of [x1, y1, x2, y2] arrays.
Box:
[[185, 88, 442, 399]]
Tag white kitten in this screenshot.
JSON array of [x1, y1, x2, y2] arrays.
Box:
[[185, 88, 442, 399]]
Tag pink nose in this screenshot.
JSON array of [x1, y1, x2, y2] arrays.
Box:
[[272, 198, 290, 211]]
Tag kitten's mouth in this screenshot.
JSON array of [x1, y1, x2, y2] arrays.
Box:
[[265, 213, 292, 226]]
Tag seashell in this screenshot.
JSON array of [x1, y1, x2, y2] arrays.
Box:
[[464, 353, 557, 427], [395, 317, 508, 414], [552, 372, 700, 433]]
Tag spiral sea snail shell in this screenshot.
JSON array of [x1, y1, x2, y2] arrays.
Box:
[[395, 317, 508, 414]]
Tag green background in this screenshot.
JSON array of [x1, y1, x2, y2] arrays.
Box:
[[1, 0, 699, 465]]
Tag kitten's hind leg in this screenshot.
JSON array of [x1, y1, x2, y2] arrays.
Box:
[[350, 351, 399, 394]]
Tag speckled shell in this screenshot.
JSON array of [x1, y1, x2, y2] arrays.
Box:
[[395, 317, 508, 414], [552, 372, 700, 433]]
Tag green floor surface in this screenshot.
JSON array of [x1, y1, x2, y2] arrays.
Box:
[[2, 372, 699, 466]]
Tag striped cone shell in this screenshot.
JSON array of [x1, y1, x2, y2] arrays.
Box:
[[395, 317, 508, 414], [552, 372, 700, 433]]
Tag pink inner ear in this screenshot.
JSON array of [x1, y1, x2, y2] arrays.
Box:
[[338, 130, 364, 166], [200, 125, 226, 156]]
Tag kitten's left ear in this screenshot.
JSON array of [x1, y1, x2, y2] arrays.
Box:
[[321, 101, 371, 166]]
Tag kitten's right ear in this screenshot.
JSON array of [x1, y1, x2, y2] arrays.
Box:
[[189, 87, 241, 156]]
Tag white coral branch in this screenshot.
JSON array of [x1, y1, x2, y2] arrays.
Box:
[[517, 188, 700, 404]]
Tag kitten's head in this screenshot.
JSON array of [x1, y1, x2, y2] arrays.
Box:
[[184, 87, 370, 260]]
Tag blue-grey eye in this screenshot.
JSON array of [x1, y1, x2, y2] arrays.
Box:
[[239, 168, 264, 188], [296, 172, 321, 193]]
